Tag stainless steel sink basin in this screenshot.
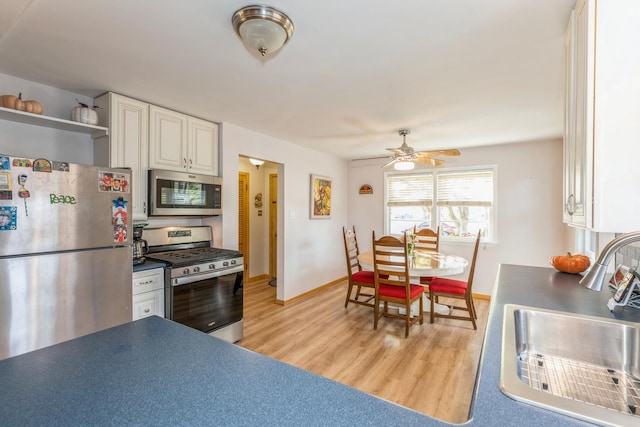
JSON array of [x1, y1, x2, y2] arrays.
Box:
[[500, 304, 640, 427]]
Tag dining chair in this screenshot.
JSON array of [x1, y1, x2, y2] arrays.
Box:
[[372, 231, 424, 338], [413, 226, 440, 286], [342, 226, 375, 308], [428, 230, 481, 329], [413, 225, 439, 252]]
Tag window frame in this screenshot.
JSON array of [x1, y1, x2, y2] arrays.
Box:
[[384, 165, 498, 243]]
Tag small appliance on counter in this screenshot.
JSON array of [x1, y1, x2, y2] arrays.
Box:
[[132, 224, 148, 265]]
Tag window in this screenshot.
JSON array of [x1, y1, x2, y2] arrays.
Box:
[[385, 166, 496, 241]]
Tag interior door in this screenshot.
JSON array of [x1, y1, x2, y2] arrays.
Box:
[[269, 173, 278, 281], [238, 172, 249, 280]]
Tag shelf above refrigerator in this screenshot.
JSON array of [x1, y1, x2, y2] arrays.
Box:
[[0, 106, 108, 138]]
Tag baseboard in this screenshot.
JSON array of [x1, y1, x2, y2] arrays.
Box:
[[276, 276, 347, 306], [247, 274, 270, 284]]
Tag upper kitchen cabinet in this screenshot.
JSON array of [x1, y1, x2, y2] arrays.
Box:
[[94, 93, 149, 221], [563, 0, 640, 232], [149, 105, 219, 176]]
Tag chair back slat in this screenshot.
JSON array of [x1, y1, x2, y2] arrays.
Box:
[[413, 226, 440, 252], [342, 226, 362, 277]]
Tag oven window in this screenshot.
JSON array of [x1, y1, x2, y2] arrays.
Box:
[[170, 272, 243, 333]]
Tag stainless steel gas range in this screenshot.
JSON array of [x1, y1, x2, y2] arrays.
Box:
[[144, 226, 244, 342]]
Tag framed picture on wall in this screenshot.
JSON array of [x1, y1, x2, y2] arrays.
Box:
[[310, 174, 332, 219]]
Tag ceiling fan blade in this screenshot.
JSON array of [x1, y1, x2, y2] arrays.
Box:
[[385, 147, 406, 155], [381, 158, 397, 168], [416, 157, 444, 167], [416, 149, 460, 157]]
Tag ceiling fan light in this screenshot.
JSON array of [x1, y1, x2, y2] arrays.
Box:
[[394, 161, 415, 171], [232, 5, 294, 56]]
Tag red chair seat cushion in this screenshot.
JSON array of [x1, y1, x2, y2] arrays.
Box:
[[420, 276, 435, 282], [352, 270, 375, 284], [429, 277, 468, 295], [379, 283, 424, 299]]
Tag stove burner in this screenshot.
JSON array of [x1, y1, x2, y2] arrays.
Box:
[[146, 247, 243, 267]]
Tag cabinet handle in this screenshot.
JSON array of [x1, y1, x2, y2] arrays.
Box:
[[183, 158, 187, 169], [566, 194, 574, 216], [143, 201, 146, 213], [144, 308, 150, 313]]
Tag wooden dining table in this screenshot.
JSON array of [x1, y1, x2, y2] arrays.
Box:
[[358, 249, 469, 314]]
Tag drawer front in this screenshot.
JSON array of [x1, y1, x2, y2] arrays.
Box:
[[132, 289, 164, 320], [132, 268, 164, 294]]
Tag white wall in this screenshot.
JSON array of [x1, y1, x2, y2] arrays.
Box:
[[219, 123, 348, 301], [348, 139, 569, 296]]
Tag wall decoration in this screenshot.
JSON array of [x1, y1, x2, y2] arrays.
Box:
[[310, 174, 332, 219], [359, 184, 373, 194], [255, 193, 263, 207]]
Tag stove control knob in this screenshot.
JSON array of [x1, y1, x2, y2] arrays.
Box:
[[193, 266, 200, 273], [183, 268, 190, 275], [223, 261, 229, 267], [209, 264, 215, 270]]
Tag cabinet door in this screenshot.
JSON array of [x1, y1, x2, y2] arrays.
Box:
[[149, 105, 187, 171], [187, 117, 219, 175], [571, 0, 589, 227], [132, 289, 165, 320], [112, 95, 149, 221], [563, 10, 576, 224], [94, 93, 149, 221]]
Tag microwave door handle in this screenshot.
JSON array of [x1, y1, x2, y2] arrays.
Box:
[[173, 264, 244, 286]]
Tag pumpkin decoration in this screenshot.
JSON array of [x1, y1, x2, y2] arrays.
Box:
[[0, 94, 18, 109], [0, 93, 43, 114], [549, 252, 591, 274], [70, 100, 99, 125]]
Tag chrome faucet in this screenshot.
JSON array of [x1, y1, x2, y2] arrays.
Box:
[[580, 231, 640, 291]]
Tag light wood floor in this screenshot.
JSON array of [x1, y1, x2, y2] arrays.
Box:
[[237, 278, 489, 424]]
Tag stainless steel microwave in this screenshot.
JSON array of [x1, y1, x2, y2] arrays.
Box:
[[148, 169, 222, 216]]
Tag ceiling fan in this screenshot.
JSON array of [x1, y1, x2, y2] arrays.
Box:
[[383, 129, 460, 170]]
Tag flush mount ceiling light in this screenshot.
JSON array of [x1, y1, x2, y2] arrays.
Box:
[[232, 5, 294, 56], [249, 158, 265, 169]]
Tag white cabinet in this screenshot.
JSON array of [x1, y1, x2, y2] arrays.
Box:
[[563, 0, 640, 232], [149, 105, 219, 175], [187, 116, 219, 175], [94, 93, 150, 221], [132, 268, 164, 320], [563, 9, 587, 227]]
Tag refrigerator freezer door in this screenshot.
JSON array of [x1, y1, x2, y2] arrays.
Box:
[[0, 247, 132, 360], [0, 160, 132, 256]]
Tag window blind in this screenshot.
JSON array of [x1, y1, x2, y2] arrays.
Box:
[[386, 173, 433, 206], [436, 170, 493, 207]]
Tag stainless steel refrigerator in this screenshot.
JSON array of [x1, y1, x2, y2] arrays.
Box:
[[0, 154, 133, 360]]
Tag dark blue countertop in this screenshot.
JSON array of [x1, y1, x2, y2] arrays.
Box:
[[133, 259, 165, 273], [1, 264, 638, 426]]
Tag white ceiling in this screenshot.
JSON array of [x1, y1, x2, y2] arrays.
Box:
[[0, 0, 574, 160]]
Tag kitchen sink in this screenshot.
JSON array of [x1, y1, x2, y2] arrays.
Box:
[[500, 304, 640, 427]]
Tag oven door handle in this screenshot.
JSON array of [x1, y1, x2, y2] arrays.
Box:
[[173, 265, 244, 286]]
